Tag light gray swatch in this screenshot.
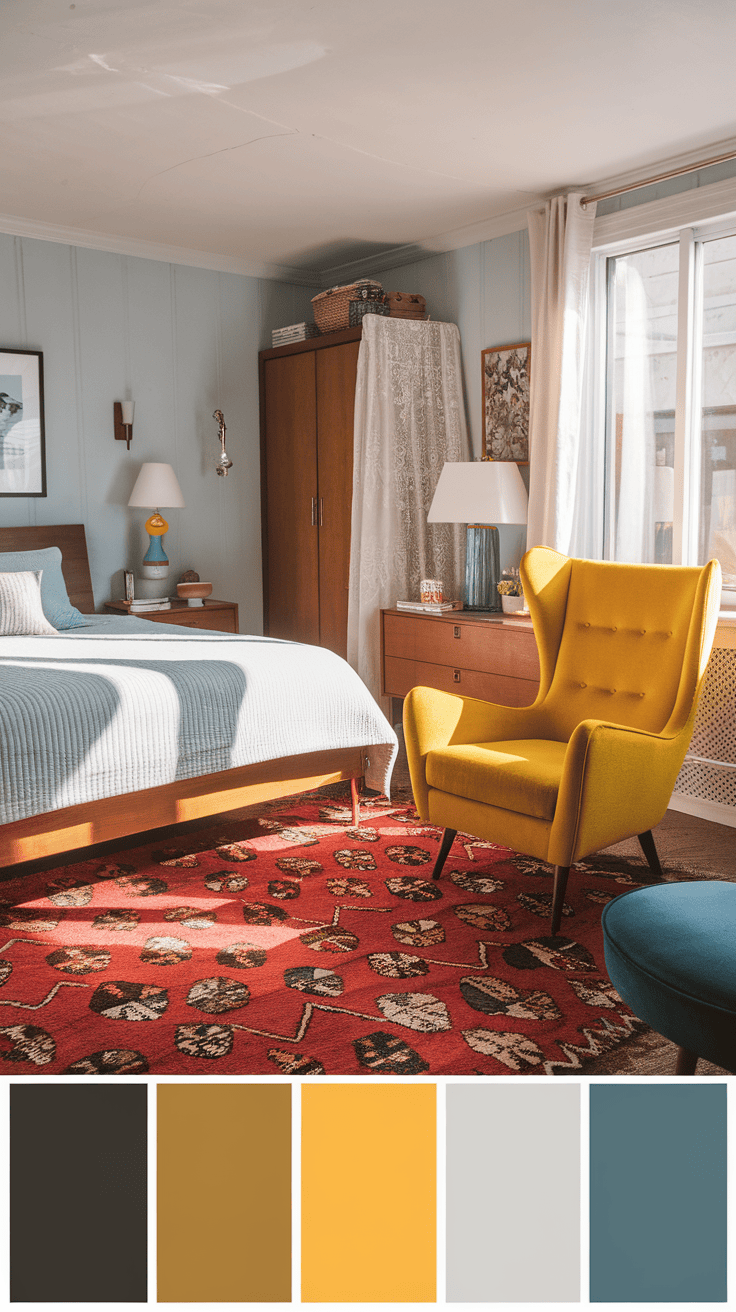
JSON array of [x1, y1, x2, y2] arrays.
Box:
[[447, 1083, 580, 1302]]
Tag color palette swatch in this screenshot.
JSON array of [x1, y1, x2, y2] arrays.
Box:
[[590, 1083, 727, 1303], [10, 1083, 147, 1303], [4, 1079, 731, 1304], [302, 1083, 436, 1303], [157, 1083, 291, 1303], [447, 1083, 580, 1302]]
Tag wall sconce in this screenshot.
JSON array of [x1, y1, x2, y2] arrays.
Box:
[[114, 400, 135, 450], [213, 409, 233, 476]]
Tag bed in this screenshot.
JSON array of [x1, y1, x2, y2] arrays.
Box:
[[0, 524, 396, 866]]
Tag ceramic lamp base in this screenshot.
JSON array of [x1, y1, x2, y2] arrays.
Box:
[[141, 561, 169, 581], [464, 524, 501, 611]]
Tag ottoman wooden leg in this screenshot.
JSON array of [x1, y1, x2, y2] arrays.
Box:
[[675, 1046, 698, 1075]]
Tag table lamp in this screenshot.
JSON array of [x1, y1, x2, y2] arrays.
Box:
[[427, 461, 528, 610], [128, 462, 185, 586]]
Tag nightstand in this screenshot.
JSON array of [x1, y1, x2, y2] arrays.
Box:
[[381, 608, 540, 720], [105, 598, 239, 633]]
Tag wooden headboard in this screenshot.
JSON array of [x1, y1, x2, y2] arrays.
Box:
[[0, 524, 95, 613]]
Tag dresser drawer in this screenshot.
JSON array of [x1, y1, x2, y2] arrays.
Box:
[[383, 612, 539, 680], [384, 655, 538, 707]]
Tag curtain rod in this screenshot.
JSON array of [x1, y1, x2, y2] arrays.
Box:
[[581, 146, 736, 208]]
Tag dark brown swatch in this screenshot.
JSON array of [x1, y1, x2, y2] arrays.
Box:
[[10, 1083, 147, 1302]]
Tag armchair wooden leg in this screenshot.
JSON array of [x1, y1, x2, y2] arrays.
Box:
[[675, 1046, 698, 1075], [551, 865, 570, 936], [432, 828, 457, 881], [638, 829, 663, 879]]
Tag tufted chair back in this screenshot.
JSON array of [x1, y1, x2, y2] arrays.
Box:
[[521, 548, 721, 744]]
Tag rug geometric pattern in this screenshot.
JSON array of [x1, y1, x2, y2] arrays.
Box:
[[0, 794, 693, 1076]]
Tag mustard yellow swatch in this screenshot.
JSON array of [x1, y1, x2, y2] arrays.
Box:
[[302, 1083, 436, 1302], [158, 1084, 291, 1302]]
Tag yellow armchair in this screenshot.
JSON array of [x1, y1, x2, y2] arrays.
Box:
[[403, 547, 722, 933]]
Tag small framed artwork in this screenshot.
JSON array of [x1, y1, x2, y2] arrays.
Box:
[[0, 349, 46, 496], [481, 341, 530, 463]]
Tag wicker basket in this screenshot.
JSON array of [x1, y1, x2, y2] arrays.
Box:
[[312, 279, 385, 333]]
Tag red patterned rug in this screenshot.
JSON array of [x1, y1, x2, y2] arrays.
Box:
[[0, 793, 686, 1075]]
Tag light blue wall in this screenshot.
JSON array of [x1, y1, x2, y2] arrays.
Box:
[[373, 231, 532, 570], [0, 233, 314, 633]]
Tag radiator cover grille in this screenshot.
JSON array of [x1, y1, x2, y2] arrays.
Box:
[[674, 647, 736, 809]]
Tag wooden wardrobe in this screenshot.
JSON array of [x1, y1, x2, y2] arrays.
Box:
[[259, 325, 362, 659]]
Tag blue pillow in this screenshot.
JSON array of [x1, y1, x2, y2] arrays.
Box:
[[0, 547, 90, 629]]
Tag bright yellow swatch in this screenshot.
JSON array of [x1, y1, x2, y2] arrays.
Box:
[[302, 1083, 436, 1303]]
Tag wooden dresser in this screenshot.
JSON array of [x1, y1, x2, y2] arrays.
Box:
[[381, 608, 540, 713]]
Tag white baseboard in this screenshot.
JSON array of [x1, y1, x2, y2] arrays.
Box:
[[668, 792, 736, 829]]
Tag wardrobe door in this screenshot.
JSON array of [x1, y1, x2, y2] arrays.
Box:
[[263, 351, 319, 644], [315, 340, 360, 659]]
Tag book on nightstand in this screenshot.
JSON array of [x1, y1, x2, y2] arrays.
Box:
[[126, 597, 171, 612], [395, 599, 462, 614]]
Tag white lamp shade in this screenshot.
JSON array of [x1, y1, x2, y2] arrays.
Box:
[[427, 461, 528, 524], [120, 400, 135, 425], [128, 462, 185, 509]]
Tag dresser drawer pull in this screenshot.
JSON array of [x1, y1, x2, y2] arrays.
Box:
[[454, 625, 461, 639], [453, 669, 461, 683]]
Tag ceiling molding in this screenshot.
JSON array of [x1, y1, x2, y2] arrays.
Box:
[[2, 134, 736, 288], [0, 211, 324, 287], [318, 204, 534, 283]]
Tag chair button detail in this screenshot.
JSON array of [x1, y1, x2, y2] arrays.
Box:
[[611, 626, 617, 632], [579, 681, 587, 689], [640, 629, 646, 635]]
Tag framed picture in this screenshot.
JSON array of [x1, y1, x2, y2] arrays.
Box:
[[481, 341, 530, 463], [0, 349, 46, 496]]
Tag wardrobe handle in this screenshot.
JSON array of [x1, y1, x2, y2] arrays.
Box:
[[319, 497, 323, 527], [311, 496, 317, 526]]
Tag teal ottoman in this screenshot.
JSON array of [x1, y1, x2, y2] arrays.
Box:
[[602, 881, 736, 1075]]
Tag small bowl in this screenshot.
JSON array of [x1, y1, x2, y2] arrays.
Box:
[[177, 581, 213, 607]]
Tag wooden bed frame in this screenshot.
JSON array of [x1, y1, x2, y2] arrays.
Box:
[[0, 524, 367, 866]]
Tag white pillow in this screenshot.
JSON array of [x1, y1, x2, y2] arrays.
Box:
[[0, 570, 58, 635]]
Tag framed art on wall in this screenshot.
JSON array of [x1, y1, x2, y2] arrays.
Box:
[[482, 341, 530, 463], [0, 349, 46, 496]]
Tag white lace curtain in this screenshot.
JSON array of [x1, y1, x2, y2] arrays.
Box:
[[347, 316, 470, 704]]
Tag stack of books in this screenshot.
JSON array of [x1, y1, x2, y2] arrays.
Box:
[[396, 599, 462, 615], [127, 596, 171, 613], [271, 323, 320, 348]]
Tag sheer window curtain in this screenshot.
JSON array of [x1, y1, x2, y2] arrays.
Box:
[[347, 316, 470, 705], [527, 192, 598, 555]]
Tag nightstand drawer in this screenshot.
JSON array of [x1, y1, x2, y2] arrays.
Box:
[[383, 655, 538, 707], [152, 609, 237, 632], [383, 612, 540, 680]]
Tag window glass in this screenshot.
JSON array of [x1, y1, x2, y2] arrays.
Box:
[[605, 244, 679, 563], [699, 235, 736, 585]]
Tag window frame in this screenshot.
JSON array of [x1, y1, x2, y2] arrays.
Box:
[[591, 207, 736, 572]]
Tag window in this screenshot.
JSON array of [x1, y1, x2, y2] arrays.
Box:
[[594, 220, 736, 594]]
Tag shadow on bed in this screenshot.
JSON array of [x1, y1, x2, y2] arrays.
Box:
[[0, 658, 247, 816]]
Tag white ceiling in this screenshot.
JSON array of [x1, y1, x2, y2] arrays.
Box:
[[3, 0, 736, 284]]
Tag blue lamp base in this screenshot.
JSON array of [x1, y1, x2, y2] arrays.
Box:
[[464, 524, 501, 611], [141, 532, 169, 582]]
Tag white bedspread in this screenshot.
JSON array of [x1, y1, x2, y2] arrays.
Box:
[[0, 616, 397, 825]]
